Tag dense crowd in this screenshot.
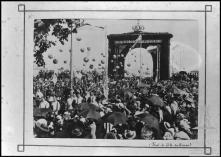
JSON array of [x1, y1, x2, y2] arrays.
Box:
[[33, 69, 198, 140]]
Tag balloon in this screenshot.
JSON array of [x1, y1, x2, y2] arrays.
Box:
[[87, 47, 91, 51], [98, 64, 101, 66], [92, 58, 96, 62], [127, 63, 131, 67], [111, 60, 114, 63], [89, 64, 94, 69], [76, 37, 82, 41], [101, 60, 105, 64], [116, 66, 120, 69], [64, 60, 67, 64], [53, 59, 58, 64], [80, 48, 85, 53], [121, 54, 124, 57], [48, 54, 53, 59], [83, 57, 89, 63], [113, 55, 117, 59], [59, 49, 63, 52]]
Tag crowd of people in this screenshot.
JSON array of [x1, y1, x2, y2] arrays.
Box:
[[33, 69, 198, 140]]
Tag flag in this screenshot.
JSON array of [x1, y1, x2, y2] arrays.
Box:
[[129, 35, 142, 51]]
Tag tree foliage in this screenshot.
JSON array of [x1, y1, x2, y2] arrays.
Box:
[[34, 19, 86, 67]]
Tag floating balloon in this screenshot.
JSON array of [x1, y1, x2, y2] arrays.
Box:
[[76, 37, 82, 41], [64, 60, 67, 64], [121, 54, 124, 57], [110, 60, 114, 63], [101, 60, 105, 64], [116, 66, 120, 69], [89, 64, 94, 69], [87, 47, 91, 51], [98, 64, 101, 66], [59, 49, 63, 52], [83, 57, 89, 63], [80, 48, 85, 53], [92, 58, 96, 62], [113, 55, 117, 59], [53, 59, 58, 64], [48, 54, 53, 59], [127, 63, 131, 67]]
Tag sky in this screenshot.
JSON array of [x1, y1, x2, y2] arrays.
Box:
[[34, 19, 200, 76]]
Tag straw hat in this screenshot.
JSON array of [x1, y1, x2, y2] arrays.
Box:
[[35, 118, 49, 133], [124, 130, 136, 140]]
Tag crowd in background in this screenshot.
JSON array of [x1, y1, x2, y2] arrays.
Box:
[[33, 69, 198, 140]]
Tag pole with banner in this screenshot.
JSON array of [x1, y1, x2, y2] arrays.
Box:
[[103, 25, 109, 99], [70, 22, 73, 90]]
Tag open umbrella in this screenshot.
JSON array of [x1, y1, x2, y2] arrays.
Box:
[[86, 110, 101, 120], [79, 103, 100, 112], [147, 95, 165, 107], [106, 112, 127, 126], [135, 112, 161, 137]]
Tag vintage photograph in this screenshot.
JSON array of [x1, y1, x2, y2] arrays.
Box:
[[33, 19, 199, 140]]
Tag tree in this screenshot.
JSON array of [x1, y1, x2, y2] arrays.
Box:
[[34, 19, 88, 67]]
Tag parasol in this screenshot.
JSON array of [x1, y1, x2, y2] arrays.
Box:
[[135, 112, 161, 137], [106, 112, 127, 126], [147, 95, 165, 107]]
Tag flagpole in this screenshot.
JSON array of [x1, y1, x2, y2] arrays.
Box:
[[104, 25, 109, 99]]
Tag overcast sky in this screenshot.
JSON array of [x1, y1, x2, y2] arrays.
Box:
[[34, 19, 200, 75]]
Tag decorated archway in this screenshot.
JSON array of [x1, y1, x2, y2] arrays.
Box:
[[107, 23, 173, 81]]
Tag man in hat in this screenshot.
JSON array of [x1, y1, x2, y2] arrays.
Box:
[[124, 129, 136, 140], [50, 95, 61, 114], [39, 97, 50, 109], [66, 91, 77, 110], [140, 125, 157, 140]]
